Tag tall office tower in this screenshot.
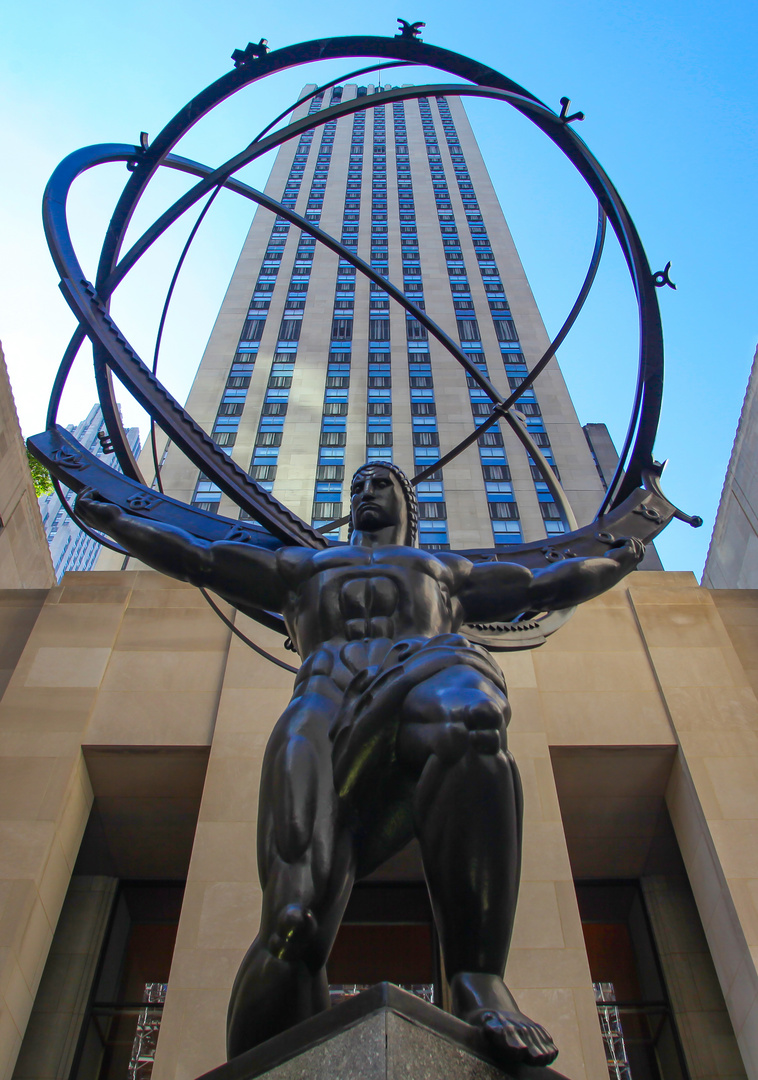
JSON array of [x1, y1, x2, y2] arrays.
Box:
[[39, 404, 141, 579], [156, 84, 605, 550]]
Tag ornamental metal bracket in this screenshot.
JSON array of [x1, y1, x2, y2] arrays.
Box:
[[559, 96, 584, 123]]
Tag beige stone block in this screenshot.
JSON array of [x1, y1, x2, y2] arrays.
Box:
[[86, 690, 219, 745], [99, 651, 227, 693], [554, 879, 587, 949], [533, 649, 657, 693], [0, 1006, 21, 1080], [518, 987, 591, 1080], [541, 690, 672, 745], [188, 823, 258, 883], [2, 957, 33, 1039], [222, 646, 298, 691], [705, 892, 750, 991], [113, 606, 229, 652], [196, 881, 262, 952], [704, 757, 758, 820], [38, 837, 72, 930], [26, 603, 126, 648], [209, 727, 272, 758], [199, 757, 262, 823], [56, 578, 133, 605], [543, 602, 643, 654], [688, 836, 725, 932], [0, 821, 54, 882], [37, 756, 82, 823], [0, 687, 97, 734], [14, 894, 52, 999], [649, 646, 740, 689], [56, 768, 92, 870], [725, 953, 758, 1034], [0, 881, 35, 952], [670, 685, 758, 734], [213, 688, 285, 730], [709, 820, 758, 879], [507, 688, 546, 732], [573, 985, 613, 1080], [736, 993, 758, 1072], [511, 882, 565, 949], [634, 601, 729, 648], [506, 946, 589, 988], [520, 821, 573, 882], [508, 732, 550, 760], [684, 757, 726, 821], [496, 651, 537, 689], [168, 945, 241, 990], [170, 986, 228, 1080], [0, 758, 58, 821], [24, 647, 111, 689]]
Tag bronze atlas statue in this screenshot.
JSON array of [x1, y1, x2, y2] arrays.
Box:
[[28, 23, 702, 1073]]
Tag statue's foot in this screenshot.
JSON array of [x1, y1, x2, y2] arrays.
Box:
[[450, 972, 558, 1067]]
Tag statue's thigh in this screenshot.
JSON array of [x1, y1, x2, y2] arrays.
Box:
[[258, 690, 341, 877]]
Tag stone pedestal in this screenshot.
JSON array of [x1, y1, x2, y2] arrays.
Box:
[[197, 983, 570, 1080]]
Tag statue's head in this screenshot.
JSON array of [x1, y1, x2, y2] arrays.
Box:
[[349, 462, 418, 546]]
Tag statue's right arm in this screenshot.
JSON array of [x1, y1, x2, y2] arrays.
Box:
[[76, 490, 287, 612]]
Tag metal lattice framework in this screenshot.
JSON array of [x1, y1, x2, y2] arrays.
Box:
[[29, 26, 701, 655]]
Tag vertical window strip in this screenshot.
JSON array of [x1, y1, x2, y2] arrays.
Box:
[[433, 97, 557, 540]]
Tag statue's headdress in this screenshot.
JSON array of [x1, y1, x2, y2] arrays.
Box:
[[349, 461, 419, 546]]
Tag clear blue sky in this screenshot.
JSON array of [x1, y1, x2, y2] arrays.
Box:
[[1, 0, 756, 573]]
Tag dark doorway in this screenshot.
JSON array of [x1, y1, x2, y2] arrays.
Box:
[[576, 882, 688, 1080], [70, 882, 184, 1080], [327, 882, 440, 1004]]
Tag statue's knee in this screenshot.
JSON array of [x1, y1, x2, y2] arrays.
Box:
[[268, 904, 318, 961]]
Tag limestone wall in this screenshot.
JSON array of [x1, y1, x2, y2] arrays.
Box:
[[0, 345, 54, 591], [0, 570, 755, 1080]]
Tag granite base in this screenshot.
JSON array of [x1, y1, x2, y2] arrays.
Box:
[[197, 983, 571, 1080]]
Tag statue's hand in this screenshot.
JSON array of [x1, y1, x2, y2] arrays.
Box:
[[75, 488, 122, 530], [607, 536, 646, 571]]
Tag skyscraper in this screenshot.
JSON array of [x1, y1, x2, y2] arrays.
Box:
[[154, 83, 605, 551]]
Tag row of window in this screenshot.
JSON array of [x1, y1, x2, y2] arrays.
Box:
[[199, 90, 565, 546], [194, 93, 330, 513], [311, 108, 368, 535], [417, 96, 522, 547]]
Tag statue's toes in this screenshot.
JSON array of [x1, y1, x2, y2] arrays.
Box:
[[524, 1024, 558, 1066], [480, 1012, 530, 1060]]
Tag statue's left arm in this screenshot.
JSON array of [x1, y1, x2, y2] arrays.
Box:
[[457, 538, 645, 623]]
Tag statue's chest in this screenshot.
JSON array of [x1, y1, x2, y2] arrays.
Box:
[[324, 573, 401, 641], [338, 575, 399, 619]]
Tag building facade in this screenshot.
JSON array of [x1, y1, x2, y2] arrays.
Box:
[[2, 88, 757, 1080], [38, 406, 140, 580], [702, 345, 758, 588], [144, 83, 604, 552], [0, 344, 54, 591]]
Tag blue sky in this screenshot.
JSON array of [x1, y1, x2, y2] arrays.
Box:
[[1, 0, 756, 573]]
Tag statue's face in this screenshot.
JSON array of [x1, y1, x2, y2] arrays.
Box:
[[350, 467, 408, 538]]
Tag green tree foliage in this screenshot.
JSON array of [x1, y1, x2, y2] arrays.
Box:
[[26, 448, 54, 498]]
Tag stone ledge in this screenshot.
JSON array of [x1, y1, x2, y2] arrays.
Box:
[[198, 983, 570, 1080]]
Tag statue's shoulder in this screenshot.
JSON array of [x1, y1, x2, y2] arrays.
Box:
[[276, 543, 365, 582], [382, 546, 472, 585], [276, 545, 320, 581], [435, 549, 473, 580]]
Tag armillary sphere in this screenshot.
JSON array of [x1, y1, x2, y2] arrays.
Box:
[[29, 24, 702, 668]]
